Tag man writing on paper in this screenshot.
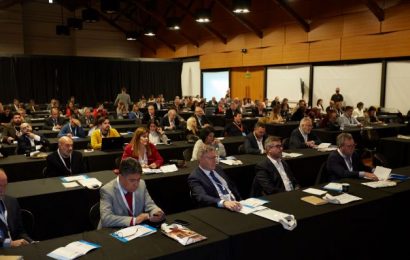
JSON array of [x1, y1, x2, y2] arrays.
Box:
[[327, 133, 378, 181], [99, 158, 165, 228], [251, 136, 300, 197], [45, 136, 85, 177], [188, 144, 242, 211], [0, 169, 33, 247]]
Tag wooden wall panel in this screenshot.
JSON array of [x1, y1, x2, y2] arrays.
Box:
[[0, 5, 23, 54], [186, 44, 199, 57], [309, 38, 341, 62], [198, 41, 214, 55], [285, 23, 307, 43], [382, 3, 410, 32], [200, 52, 242, 69], [283, 43, 309, 63], [383, 30, 410, 57], [175, 45, 188, 58], [261, 45, 283, 65], [308, 16, 344, 42], [225, 34, 245, 52], [343, 11, 381, 37], [341, 34, 386, 60], [244, 32, 262, 49], [231, 67, 265, 101], [262, 27, 285, 47]]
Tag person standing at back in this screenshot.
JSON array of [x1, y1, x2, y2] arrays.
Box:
[[114, 87, 132, 109]]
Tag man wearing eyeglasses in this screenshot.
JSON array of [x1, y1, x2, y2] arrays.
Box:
[[251, 136, 299, 197], [289, 117, 321, 149], [188, 144, 242, 211], [327, 133, 378, 181], [99, 157, 165, 228]]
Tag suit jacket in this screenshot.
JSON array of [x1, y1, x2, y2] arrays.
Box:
[[99, 178, 161, 228], [243, 133, 267, 154], [251, 157, 298, 197], [252, 107, 267, 117], [80, 115, 95, 128], [1, 124, 20, 143], [225, 108, 239, 119], [160, 116, 181, 130], [326, 150, 372, 181], [289, 128, 321, 149], [193, 115, 211, 129], [57, 123, 86, 138], [0, 196, 32, 247], [114, 93, 131, 107], [224, 122, 248, 137], [46, 150, 85, 177], [16, 133, 48, 155], [44, 116, 66, 130], [142, 113, 160, 125], [188, 166, 241, 207]]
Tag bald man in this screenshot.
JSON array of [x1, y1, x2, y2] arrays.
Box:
[[0, 169, 33, 247], [45, 136, 85, 177], [16, 123, 48, 155]]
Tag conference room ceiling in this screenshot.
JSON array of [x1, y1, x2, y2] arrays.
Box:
[[1, 0, 409, 53]]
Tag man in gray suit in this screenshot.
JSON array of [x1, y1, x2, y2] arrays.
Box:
[[99, 158, 164, 228], [114, 87, 132, 108]]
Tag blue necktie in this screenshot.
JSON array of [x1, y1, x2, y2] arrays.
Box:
[[209, 171, 229, 195]]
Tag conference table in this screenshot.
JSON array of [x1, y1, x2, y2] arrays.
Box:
[[377, 136, 410, 168], [0, 136, 247, 182], [3, 168, 407, 259], [311, 123, 406, 145]]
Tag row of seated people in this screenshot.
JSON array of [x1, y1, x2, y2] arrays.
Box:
[[0, 129, 380, 247]]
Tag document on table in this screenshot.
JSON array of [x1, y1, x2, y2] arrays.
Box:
[[362, 180, 397, 188], [62, 182, 80, 188], [282, 152, 303, 158], [239, 198, 269, 215], [47, 240, 100, 260], [317, 143, 331, 148], [142, 168, 162, 174], [322, 193, 362, 204], [220, 159, 243, 165], [61, 175, 88, 182], [303, 188, 327, 196], [373, 166, 392, 181], [111, 225, 156, 242], [253, 208, 297, 231], [77, 178, 102, 189], [160, 164, 178, 173]]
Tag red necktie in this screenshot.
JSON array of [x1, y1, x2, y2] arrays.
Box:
[[125, 192, 133, 216]]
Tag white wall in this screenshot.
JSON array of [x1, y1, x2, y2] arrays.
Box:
[[385, 61, 410, 114], [313, 63, 382, 108], [181, 61, 200, 97]]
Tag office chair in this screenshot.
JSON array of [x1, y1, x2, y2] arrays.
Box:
[[89, 202, 100, 230], [315, 162, 329, 185], [183, 148, 193, 161], [282, 138, 290, 150], [42, 166, 48, 178], [21, 209, 35, 237]]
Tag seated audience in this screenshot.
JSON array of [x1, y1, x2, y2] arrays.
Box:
[[366, 106, 382, 124], [1, 113, 22, 144], [57, 115, 86, 138], [160, 108, 180, 130], [116, 101, 129, 119], [0, 106, 13, 126], [80, 107, 95, 128], [338, 106, 361, 127], [192, 127, 226, 161], [90, 117, 120, 150], [99, 158, 164, 228], [269, 105, 285, 124], [225, 102, 240, 120], [142, 105, 159, 125], [289, 117, 321, 149], [0, 169, 33, 247], [185, 116, 200, 141], [290, 100, 307, 121], [44, 107, 65, 131], [16, 123, 49, 154], [243, 122, 267, 154], [45, 136, 85, 177], [128, 103, 144, 123], [122, 127, 164, 169], [327, 133, 378, 181], [194, 107, 212, 129], [325, 111, 340, 131], [251, 136, 300, 197], [148, 120, 168, 145], [353, 102, 364, 118], [188, 144, 242, 211], [224, 112, 248, 137]]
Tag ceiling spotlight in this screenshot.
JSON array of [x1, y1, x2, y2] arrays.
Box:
[[195, 8, 211, 23], [56, 25, 70, 36], [233, 0, 251, 14], [144, 27, 156, 36], [82, 8, 100, 23], [101, 0, 120, 14], [126, 31, 139, 41], [166, 17, 181, 30], [67, 18, 83, 30], [49, 0, 53, 4]]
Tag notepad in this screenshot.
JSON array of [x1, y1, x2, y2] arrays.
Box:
[[301, 196, 328, 205], [47, 240, 100, 260], [361, 180, 397, 188], [161, 223, 207, 246], [239, 198, 269, 214], [111, 224, 156, 242]]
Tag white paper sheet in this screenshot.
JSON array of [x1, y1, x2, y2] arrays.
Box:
[[302, 188, 327, 196], [373, 166, 392, 181]]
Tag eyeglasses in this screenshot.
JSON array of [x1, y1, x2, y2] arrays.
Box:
[[344, 144, 356, 148], [116, 227, 139, 238], [268, 144, 283, 149]]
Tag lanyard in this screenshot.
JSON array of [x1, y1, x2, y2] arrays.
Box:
[[57, 149, 72, 172], [68, 125, 77, 136], [233, 122, 243, 132], [116, 177, 136, 217]]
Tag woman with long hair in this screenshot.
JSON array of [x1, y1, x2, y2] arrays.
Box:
[[122, 127, 164, 168]]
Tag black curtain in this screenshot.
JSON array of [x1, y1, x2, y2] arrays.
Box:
[[0, 56, 182, 106]]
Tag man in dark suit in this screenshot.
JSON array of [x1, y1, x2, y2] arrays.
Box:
[[289, 117, 321, 149], [160, 108, 180, 130], [1, 112, 22, 144], [225, 102, 240, 119], [16, 123, 49, 155], [188, 144, 242, 211], [194, 107, 212, 129], [46, 136, 85, 177], [80, 107, 95, 128], [251, 136, 299, 197], [0, 169, 32, 247], [142, 104, 159, 125], [224, 112, 248, 137], [44, 107, 65, 131], [244, 122, 267, 154], [327, 133, 378, 181]]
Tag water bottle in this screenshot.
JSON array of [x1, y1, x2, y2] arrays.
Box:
[[215, 146, 220, 164]]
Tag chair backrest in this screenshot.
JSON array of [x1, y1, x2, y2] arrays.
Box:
[[282, 138, 290, 150], [238, 144, 245, 154], [183, 148, 193, 161], [373, 153, 389, 168], [89, 202, 100, 229], [315, 162, 329, 185], [42, 166, 48, 178], [21, 209, 34, 237], [205, 107, 215, 116]]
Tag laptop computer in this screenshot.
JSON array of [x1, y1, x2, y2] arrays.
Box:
[[101, 136, 125, 151]]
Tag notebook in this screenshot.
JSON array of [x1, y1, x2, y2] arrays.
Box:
[[101, 136, 124, 151]]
